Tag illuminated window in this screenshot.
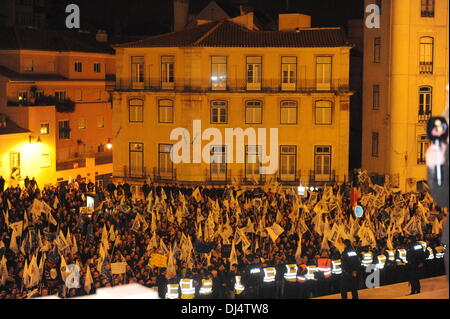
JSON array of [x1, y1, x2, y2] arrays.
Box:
[[158, 144, 173, 178], [316, 56, 332, 90], [129, 142, 144, 177], [280, 100, 297, 124], [211, 100, 227, 124], [158, 99, 174, 123], [418, 86, 432, 122], [40, 122, 49, 135], [245, 100, 262, 124], [315, 100, 333, 125], [419, 37, 433, 74], [315, 146, 331, 181], [281, 56, 297, 91], [210, 145, 227, 180], [211, 56, 227, 90], [245, 145, 262, 180], [280, 145, 297, 182], [129, 99, 144, 123], [131, 56, 144, 87], [78, 119, 87, 129], [417, 135, 429, 164], [246, 56, 262, 91], [161, 56, 174, 89]]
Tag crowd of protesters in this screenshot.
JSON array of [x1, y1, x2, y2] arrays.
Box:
[[0, 173, 447, 299]]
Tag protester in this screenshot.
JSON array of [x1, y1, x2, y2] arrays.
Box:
[[0, 173, 447, 299]]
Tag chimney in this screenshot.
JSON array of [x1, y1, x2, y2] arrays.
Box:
[[96, 30, 108, 43], [278, 13, 311, 31], [174, 0, 189, 31]]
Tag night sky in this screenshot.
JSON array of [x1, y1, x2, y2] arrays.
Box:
[[45, 0, 364, 35]]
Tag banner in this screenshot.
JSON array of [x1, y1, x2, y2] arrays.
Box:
[[149, 253, 168, 268], [110, 262, 127, 274]]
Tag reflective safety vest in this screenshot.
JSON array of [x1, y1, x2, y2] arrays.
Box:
[[284, 264, 298, 282], [376, 255, 386, 270], [331, 259, 342, 275], [397, 249, 407, 265], [426, 246, 435, 260], [263, 267, 276, 283], [199, 279, 213, 295], [386, 249, 396, 262], [166, 284, 179, 299], [179, 278, 195, 299], [317, 258, 332, 278], [234, 275, 245, 295], [418, 241, 427, 251], [435, 246, 445, 259], [361, 251, 373, 267], [297, 264, 307, 283], [305, 265, 318, 280]]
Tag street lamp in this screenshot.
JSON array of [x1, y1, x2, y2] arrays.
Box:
[[106, 138, 112, 150]]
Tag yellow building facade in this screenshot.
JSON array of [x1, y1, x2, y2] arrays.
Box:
[[112, 17, 353, 187], [362, 0, 449, 190], [0, 27, 115, 188]]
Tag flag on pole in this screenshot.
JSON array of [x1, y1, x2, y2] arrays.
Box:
[[265, 223, 284, 243], [84, 265, 93, 294]]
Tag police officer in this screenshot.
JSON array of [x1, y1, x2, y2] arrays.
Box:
[[283, 257, 298, 299], [340, 239, 361, 299], [229, 264, 245, 299], [243, 255, 263, 299], [406, 237, 426, 295], [261, 261, 277, 298]]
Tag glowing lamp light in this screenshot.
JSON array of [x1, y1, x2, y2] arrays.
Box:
[[106, 138, 112, 150]]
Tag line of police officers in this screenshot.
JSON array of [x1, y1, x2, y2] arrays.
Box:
[[163, 240, 446, 299]]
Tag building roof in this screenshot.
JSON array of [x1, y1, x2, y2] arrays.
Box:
[[0, 27, 114, 54], [115, 20, 351, 48], [0, 116, 30, 136]]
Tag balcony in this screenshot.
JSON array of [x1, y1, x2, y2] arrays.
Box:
[[56, 158, 86, 171], [418, 109, 432, 123], [421, 10, 434, 17], [308, 170, 337, 186], [114, 166, 149, 179], [419, 62, 433, 74], [7, 95, 75, 113], [153, 167, 177, 182], [110, 78, 350, 95]]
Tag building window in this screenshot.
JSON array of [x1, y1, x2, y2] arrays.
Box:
[[419, 37, 434, 74], [18, 91, 28, 103], [55, 91, 66, 101], [280, 100, 297, 124], [129, 98, 144, 123], [40, 153, 51, 168], [281, 56, 297, 91], [94, 63, 101, 73], [245, 145, 262, 180], [316, 56, 332, 90], [40, 122, 49, 135], [421, 0, 434, 17], [58, 120, 70, 139], [372, 132, 379, 157], [280, 145, 296, 181], [417, 135, 429, 164], [211, 100, 227, 124], [373, 84, 380, 110], [48, 61, 56, 72], [24, 58, 33, 72], [374, 38, 381, 63], [210, 145, 227, 180], [78, 119, 87, 129], [129, 142, 144, 177], [161, 56, 175, 89], [158, 144, 173, 178], [97, 116, 104, 128], [131, 56, 144, 87], [75, 62, 83, 72], [211, 56, 227, 90], [246, 56, 262, 91], [314, 146, 331, 181], [158, 99, 174, 123], [75, 89, 82, 101], [418, 86, 432, 122], [315, 100, 333, 125], [245, 100, 262, 124]]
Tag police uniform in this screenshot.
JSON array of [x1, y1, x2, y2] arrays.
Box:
[[283, 263, 298, 299], [340, 246, 361, 299], [296, 263, 308, 299], [261, 264, 277, 299], [406, 241, 426, 295]]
